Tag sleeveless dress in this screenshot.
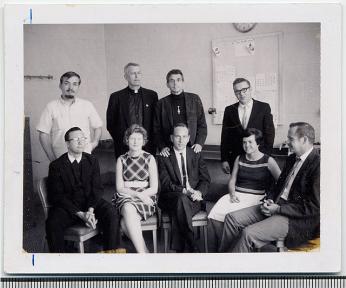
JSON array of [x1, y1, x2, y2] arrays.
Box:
[[113, 151, 157, 220], [208, 154, 273, 222]]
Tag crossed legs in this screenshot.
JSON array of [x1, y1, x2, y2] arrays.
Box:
[[219, 205, 289, 253]]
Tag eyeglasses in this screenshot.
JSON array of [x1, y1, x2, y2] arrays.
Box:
[[68, 137, 87, 142], [234, 87, 250, 94]]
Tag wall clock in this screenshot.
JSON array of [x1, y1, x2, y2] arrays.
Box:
[[233, 23, 257, 33]]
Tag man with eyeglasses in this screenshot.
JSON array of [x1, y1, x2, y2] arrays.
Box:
[[220, 77, 275, 174], [37, 71, 103, 161], [46, 127, 121, 252]]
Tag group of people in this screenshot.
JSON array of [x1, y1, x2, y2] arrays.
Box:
[[37, 63, 320, 254]]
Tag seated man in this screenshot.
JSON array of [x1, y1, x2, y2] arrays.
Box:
[[219, 122, 320, 252], [157, 123, 211, 252], [46, 127, 121, 253]]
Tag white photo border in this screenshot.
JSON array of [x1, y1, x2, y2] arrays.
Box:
[[3, 3, 342, 274]]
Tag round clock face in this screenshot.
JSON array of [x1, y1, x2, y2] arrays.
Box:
[[233, 23, 257, 33]]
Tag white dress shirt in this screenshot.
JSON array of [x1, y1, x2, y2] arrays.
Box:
[[280, 146, 313, 200], [238, 99, 253, 129], [173, 147, 191, 190], [36, 97, 103, 158]]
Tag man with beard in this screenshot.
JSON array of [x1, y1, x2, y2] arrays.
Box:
[[37, 71, 103, 161]]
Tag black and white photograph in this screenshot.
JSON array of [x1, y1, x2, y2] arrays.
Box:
[[3, 4, 341, 274]]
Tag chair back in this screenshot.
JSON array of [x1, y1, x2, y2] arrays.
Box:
[[37, 177, 51, 220]]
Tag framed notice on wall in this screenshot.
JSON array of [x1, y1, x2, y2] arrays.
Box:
[[212, 32, 282, 125]]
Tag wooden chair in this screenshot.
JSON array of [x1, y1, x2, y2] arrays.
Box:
[[37, 177, 99, 253], [140, 215, 158, 253], [276, 237, 320, 252], [162, 211, 208, 253]]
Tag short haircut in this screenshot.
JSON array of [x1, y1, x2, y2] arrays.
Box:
[[166, 69, 184, 83], [172, 122, 190, 135], [124, 62, 140, 74], [65, 127, 82, 142], [232, 78, 250, 89], [242, 128, 263, 145], [289, 122, 315, 144], [60, 71, 81, 85], [124, 124, 148, 146]]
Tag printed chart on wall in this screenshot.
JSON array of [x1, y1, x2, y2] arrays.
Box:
[[212, 32, 282, 125]]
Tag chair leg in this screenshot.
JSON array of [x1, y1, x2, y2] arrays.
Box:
[[164, 227, 169, 253], [153, 229, 157, 253], [78, 241, 84, 253], [203, 226, 208, 253]]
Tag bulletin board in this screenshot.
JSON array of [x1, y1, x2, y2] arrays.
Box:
[[212, 32, 282, 125]]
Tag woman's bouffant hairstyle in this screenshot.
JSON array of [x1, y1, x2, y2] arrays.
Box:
[[123, 124, 148, 147], [242, 128, 263, 145]]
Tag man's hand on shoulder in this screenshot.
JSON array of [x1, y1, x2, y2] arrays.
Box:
[[191, 144, 202, 153], [160, 147, 170, 157]]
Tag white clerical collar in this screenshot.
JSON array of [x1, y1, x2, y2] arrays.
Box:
[[239, 98, 253, 109], [68, 153, 82, 163]]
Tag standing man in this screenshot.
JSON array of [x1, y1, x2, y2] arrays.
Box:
[[220, 77, 275, 173], [46, 127, 121, 252], [37, 71, 103, 161], [154, 69, 207, 157], [157, 123, 211, 252], [106, 63, 158, 159], [219, 122, 320, 252]]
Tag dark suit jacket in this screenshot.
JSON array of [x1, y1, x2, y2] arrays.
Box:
[[220, 99, 275, 168], [157, 147, 211, 200], [153, 92, 207, 151], [47, 153, 103, 215], [267, 148, 320, 247], [106, 87, 158, 158]]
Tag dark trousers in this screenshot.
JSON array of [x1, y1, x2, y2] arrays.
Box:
[[159, 192, 201, 251], [46, 199, 120, 253], [219, 204, 289, 253]]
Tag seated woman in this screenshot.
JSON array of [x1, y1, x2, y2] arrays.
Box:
[[113, 124, 158, 253], [208, 128, 281, 251]]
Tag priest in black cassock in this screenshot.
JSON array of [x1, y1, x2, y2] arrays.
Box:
[[106, 63, 158, 159]]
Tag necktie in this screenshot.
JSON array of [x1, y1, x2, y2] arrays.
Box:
[[180, 153, 187, 188], [241, 105, 248, 129], [72, 160, 81, 182], [278, 157, 301, 201]]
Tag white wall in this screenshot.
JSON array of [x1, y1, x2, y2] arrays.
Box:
[[24, 24, 108, 180], [24, 23, 320, 182]]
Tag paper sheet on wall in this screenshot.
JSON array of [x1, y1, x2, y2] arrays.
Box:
[[256, 72, 278, 91], [234, 38, 255, 57], [214, 64, 236, 123]]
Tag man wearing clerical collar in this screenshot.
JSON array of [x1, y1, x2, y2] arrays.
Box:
[[46, 127, 121, 253], [153, 69, 208, 158], [36, 71, 103, 161], [107, 63, 158, 159]]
